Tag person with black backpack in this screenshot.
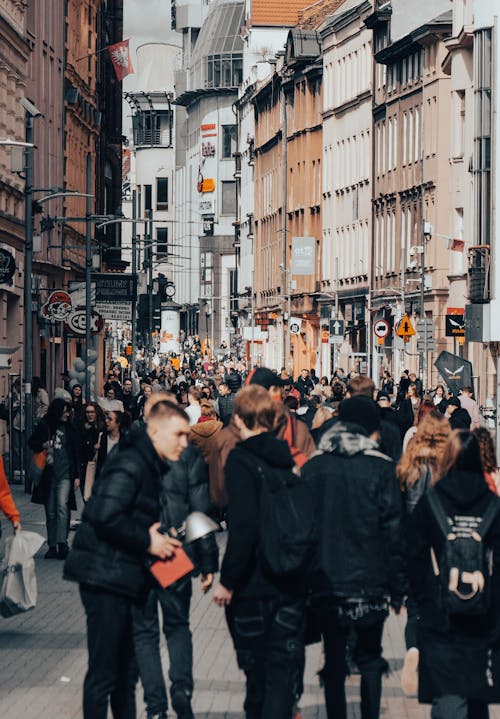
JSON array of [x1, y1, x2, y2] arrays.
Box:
[[407, 429, 500, 719], [213, 384, 313, 719], [302, 395, 406, 719]]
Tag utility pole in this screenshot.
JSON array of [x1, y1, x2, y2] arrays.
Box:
[[23, 114, 34, 490], [147, 210, 153, 371], [281, 81, 288, 371], [420, 216, 427, 391], [131, 190, 137, 379], [84, 153, 92, 402]]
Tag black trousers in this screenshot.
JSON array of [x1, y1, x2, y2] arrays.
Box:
[[80, 585, 138, 719], [314, 600, 388, 719], [132, 579, 193, 715], [226, 595, 305, 719]]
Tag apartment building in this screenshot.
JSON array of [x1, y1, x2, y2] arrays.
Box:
[[251, 26, 323, 375], [320, 0, 372, 377], [366, 1, 452, 385], [0, 1, 30, 400]]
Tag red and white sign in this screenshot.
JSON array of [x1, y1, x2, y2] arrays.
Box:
[[41, 290, 72, 323], [373, 319, 390, 338], [65, 307, 104, 336]]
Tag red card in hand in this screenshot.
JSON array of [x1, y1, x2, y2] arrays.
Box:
[[149, 547, 195, 588]]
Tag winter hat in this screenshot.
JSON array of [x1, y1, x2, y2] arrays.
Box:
[[339, 395, 380, 435]]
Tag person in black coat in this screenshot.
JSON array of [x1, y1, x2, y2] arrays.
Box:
[[28, 398, 80, 559], [64, 401, 190, 719], [447, 396, 472, 430], [132, 441, 218, 719], [302, 396, 405, 719], [407, 430, 500, 718], [213, 385, 306, 719]]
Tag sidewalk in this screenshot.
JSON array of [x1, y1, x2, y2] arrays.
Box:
[[0, 484, 498, 719]]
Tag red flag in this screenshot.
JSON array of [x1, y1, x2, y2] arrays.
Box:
[[108, 39, 133, 81]]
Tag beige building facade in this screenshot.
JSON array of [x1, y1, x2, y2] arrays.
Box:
[[367, 4, 454, 388], [320, 0, 372, 377]]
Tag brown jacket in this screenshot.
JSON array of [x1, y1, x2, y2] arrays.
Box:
[[208, 408, 315, 509], [189, 419, 223, 464]]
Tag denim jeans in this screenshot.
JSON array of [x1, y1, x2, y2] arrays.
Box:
[[431, 695, 489, 719], [226, 595, 305, 719], [132, 579, 193, 715], [80, 585, 138, 719], [312, 599, 388, 719], [44, 476, 70, 546]]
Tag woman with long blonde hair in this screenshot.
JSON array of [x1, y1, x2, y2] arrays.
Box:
[[397, 413, 451, 696]]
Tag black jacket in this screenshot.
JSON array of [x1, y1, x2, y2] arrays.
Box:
[[407, 470, 500, 702], [220, 433, 302, 599], [218, 393, 236, 427], [302, 422, 405, 602], [63, 427, 163, 599], [29, 419, 79, 509], [449, 406, 471, 430], [161, 444, 218, 576]]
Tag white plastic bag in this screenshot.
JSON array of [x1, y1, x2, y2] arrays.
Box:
[[0, 531, 45, 617]]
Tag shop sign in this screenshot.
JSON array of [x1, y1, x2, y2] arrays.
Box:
[[41, 290, 72, 323], [291, 237, 315, 276], [65, 307, 104, 336], [0, 248, 16, 284]]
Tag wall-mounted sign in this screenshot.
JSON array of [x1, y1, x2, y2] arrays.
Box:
[[65, 307, 104, 336], [289, 317, 302, 334], [291, 236, 315, 276], [200, 123, 217, 137], [201, 178, 215, 193], [201, 141, 216, 157], [445, 307, 465, 337], [41, 290, 73, 323], [0, 248, 16, 284], [199, 198, 215, 215]]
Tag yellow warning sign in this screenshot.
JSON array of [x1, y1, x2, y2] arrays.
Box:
[[396, 314, 415, 338]]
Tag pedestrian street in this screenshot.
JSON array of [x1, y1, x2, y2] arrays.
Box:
[[0, 484, 495, 719]]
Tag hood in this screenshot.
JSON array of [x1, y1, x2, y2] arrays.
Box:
[[242, 432, 294, 469], [317, 421, 378, 457], [189, 419, 223, 439], [438, 469, 491, 508]]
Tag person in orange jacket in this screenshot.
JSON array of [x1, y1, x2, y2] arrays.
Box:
[[0, 456, 21, 533]]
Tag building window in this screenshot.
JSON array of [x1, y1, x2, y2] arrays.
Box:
[[144, 185, 152, 212], [132, 110, 173, 146], [453, 89, 466, 159], [221, 180, 236, 215], [156, 227, 168, 257], [474, 28, 492, 246], [156, 178, 168, 210], [222, 125, 237, 159]]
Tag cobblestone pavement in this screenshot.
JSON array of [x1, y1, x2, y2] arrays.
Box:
[[1, 484, 500, 719]]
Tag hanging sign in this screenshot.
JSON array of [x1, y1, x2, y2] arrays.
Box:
[[289, 317, 302, 334], [41, 290, 73, 323], [65, 307, 104, 336], [0, 248, 16, 284]]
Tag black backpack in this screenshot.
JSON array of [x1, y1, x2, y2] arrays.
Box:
[[254, 461, 317, 579], [427, 487, 499, 617]]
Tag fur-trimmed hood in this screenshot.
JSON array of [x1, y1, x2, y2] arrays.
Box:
[[317, 421, 379, 457]]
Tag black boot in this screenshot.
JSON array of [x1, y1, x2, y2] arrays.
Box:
[[57, 543, 69, 560], [45, 546, 58, 559], [171, 689, 194, 719], [360, 671, 382, 719]]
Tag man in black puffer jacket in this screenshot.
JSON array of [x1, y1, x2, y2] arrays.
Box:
[[132, 442, 219, 719], [64, 401, 190, 719], [302, 396, 405, 719]]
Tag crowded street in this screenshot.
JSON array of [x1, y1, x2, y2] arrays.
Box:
[[0, 485, 461, 719]]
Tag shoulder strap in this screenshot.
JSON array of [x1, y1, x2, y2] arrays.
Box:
[[427, 487, 451, 538], [477, 496, 500, 539]]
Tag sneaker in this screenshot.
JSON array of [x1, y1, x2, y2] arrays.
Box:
[[401, 647, 419, 696], [45, 547, 58, 559], [147, 714, 167, 719], [57, 543, 69, 560], [171, 690, 194, 719]]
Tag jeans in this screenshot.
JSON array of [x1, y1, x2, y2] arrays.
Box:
[[313, 599, 388, 719], [132, 579, 193, 715], [226, 595, 305, 719], [44, 476, 70, 547], [80, 586, 138, 719], [404, 593, 419, 650], [431, 695, 489, 719]]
